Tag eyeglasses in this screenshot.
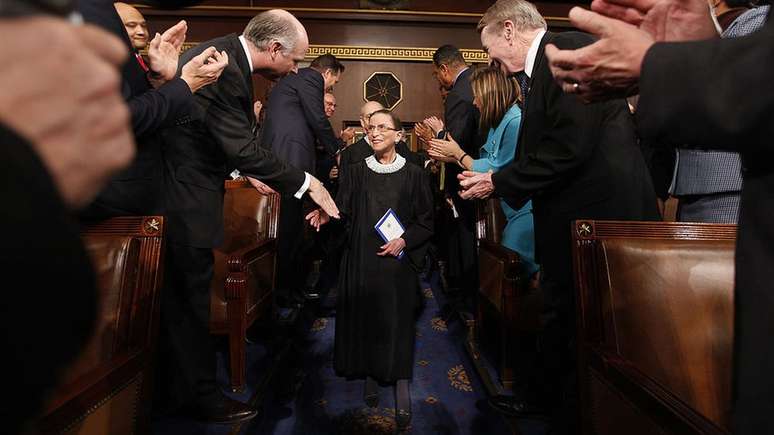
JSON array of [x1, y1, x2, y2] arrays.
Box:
[[366, 124, 398, 133]]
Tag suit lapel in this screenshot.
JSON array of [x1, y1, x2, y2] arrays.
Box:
[[227, 34, 255, 104], [516, 32, 553, 150]]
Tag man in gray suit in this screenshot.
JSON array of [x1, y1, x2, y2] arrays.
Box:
[[672, 4, 768, 223]]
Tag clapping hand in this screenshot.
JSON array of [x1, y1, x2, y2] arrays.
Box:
[[544, 0, 716, 102], [458, 170, 495, 200], [0, 19, 134, 208], [428, 133, 462, 164], [423, 116, 445, 135], [413, 122, 434, 147], [147, 20, 187, 84], [377, 238, 406, 257], [181, 46, 229, 93]]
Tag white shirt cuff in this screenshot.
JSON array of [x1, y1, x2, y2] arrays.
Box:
[[294, 172, 312, 199]]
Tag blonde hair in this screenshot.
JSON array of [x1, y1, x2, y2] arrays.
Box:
[[477, 0, 547, 34], [471, 66, 521, 131]]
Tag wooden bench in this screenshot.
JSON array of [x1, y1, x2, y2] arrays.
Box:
[[210, 179, 279, 392], [465, 198, 542, 395], [572, 220, 736, 435], [38, 216, 165, 435]]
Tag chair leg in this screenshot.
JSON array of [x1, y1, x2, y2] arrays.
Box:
[[228, 325, 246, 393]]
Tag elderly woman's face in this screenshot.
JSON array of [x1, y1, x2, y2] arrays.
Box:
[[367, 113, 400, 154]]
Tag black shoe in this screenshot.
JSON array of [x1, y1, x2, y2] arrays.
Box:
[[395, 408, 411, 431], [487, 395, 544, 418], [191, 394, 258, 424], [363, 377, 379, 408]]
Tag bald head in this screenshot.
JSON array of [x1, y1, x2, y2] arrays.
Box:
[[243, 9, 309, 78], [359, 101, 384, 130], [114, 2, 149, 50]]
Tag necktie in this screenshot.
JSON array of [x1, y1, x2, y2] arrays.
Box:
[[135, 52, 149, 73], [515, 71, 529, 107]]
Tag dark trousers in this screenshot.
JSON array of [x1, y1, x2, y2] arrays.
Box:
[[154, 242, 217, 412], [528, 269, 579, 435], [276, 194, 313, 306], [444, 198, 478, 311]]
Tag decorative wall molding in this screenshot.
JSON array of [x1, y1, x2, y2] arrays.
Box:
[[305, 44, 488, 63], [176, 43, 488, 63]]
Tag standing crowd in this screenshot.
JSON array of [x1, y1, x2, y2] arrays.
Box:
[[3, 0, 772, 433]]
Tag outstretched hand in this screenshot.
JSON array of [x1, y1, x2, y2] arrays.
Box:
[[305, 208, 330, 232], [246, 176, 276, 195], [308, 176, 340, 219]]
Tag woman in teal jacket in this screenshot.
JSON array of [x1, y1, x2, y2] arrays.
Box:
[[428, 66, 537, 276]]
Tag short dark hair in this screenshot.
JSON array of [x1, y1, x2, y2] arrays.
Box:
[[368, 109, 402, 132], [310, 53, 345, 74], [433, 45, 466, 68]]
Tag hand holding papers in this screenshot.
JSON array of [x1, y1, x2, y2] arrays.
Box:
[[375, 208, 406, 259]]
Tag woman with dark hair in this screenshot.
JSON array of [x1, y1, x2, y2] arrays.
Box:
[[429, 66, 538, 277], [307, 109, 434, 430]]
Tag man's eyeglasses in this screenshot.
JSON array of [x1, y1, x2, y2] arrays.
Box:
[[366, 124, 398, 133]]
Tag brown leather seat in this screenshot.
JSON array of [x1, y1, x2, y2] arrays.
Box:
[[466, 198, 541, 393], [210, 179, 279, 392], [39, 216, 165, 435], [573, 220, 736, 435]]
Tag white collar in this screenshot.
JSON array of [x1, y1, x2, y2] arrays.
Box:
[[365, 153, 406, 174], [238, 35, 254, 73], [524, 29, 546, 78], [452, 66, 469, 87]]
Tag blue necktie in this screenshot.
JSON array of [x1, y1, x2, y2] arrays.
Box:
[[515, 71, 529, 107]]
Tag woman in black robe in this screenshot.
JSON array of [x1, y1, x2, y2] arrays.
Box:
[[307, 110, 433, 429]]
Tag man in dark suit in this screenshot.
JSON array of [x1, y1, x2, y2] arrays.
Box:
[[78, 0, 228, 219], [158, 9, 339, 423], [459, 0, 658, 428], [429, 45, 483, 317], [260, 53, 345, 306], [543, 1, 774, 431]]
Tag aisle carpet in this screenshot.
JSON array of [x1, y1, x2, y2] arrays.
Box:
[[153, 273, 543, 434]]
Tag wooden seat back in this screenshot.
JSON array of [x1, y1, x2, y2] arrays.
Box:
[[40, 217, 165, 435], [573, 220, 736, 435]]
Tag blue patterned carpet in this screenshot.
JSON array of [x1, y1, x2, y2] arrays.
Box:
[[152, 273, 541, 434]]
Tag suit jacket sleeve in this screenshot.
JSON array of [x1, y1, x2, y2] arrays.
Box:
[[471, 115, 519, 173], [636, 14, 774, 156], [444, 91, 478, 153], [127, 77, 193, 139], [204, 69, 305, 194], [1, 123, 97, 434], [299, 72, 341, 155], [492, 33, 609, 207]]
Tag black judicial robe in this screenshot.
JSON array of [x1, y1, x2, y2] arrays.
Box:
[[334, 155, 433, 383]]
